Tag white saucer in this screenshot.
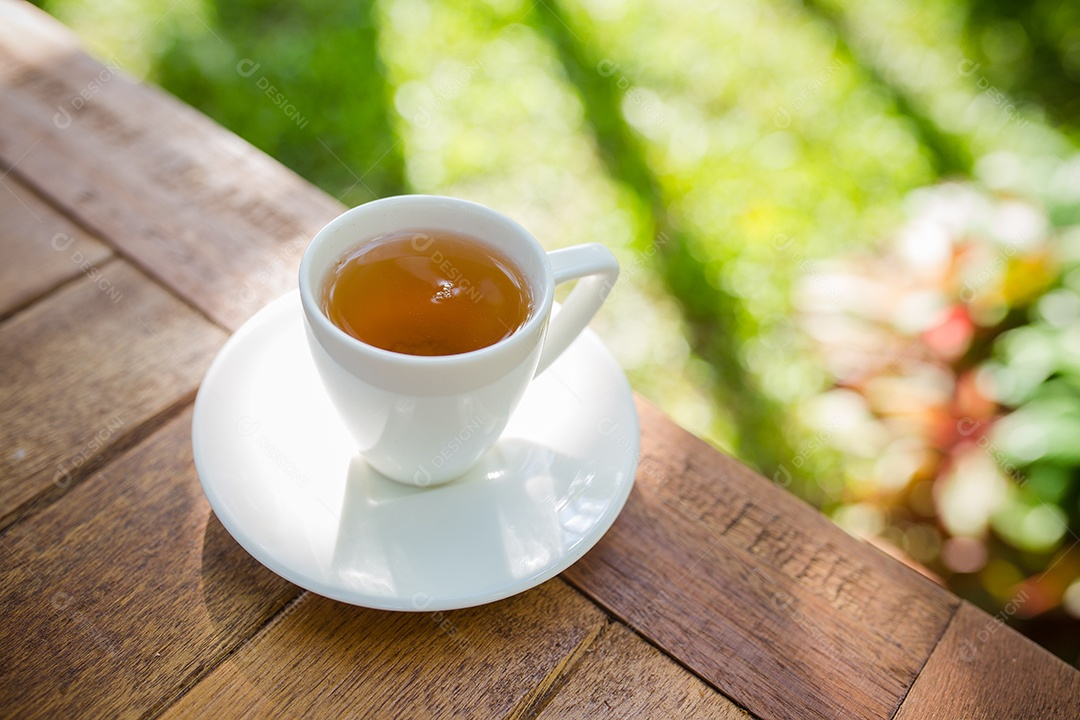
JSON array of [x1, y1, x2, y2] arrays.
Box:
[[192, 291, 638, 611]]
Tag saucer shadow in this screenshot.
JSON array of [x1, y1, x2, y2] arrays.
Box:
[[329, 437, 611, 608], [200, 510, 301, 636]]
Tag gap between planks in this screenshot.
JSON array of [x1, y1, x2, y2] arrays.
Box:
[[0, 161, 235, 336], [145, 583, 690, 720], [887, 600, 962, 719], [0, 387, 199, 535], [0, 253, 119, 325], [143, 587, 310, 720], [508, 615, 614, 720], [146, 583, 604, 720], [560, 574, 762, 720]]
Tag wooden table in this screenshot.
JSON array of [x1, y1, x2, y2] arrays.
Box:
[[1, 2, 1077, 717]]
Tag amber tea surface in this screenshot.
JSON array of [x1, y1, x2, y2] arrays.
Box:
[[322, 230, 533, 356]]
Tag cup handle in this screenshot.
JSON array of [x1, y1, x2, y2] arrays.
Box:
[[536, 243, 619, 376]]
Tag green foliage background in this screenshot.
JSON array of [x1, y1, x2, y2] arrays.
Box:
[[32, 0, 1080, 664]]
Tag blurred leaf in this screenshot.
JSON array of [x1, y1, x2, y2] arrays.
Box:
[[1021, 463, 1072, 505], [992, 492, 1068, 553], [994, 389, 1080, 464]]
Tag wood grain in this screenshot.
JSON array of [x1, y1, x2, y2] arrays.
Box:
[[1, 5, 1075, 719], [536, 622, 752, 719], [0, 0, 343, 331], [894, 602, 1080, 720], [161, 579, 606, 720], [0, 408, 301, 720], [0, 173, 111, 319], [0, 260, 225, 528], [561, 398, 960, 720]]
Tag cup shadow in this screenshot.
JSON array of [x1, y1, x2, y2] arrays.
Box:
[[328, 437, 609, 607]]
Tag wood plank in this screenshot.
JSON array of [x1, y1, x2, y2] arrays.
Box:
[[160, 580, 606, 720], [0, 0, 344, 331], [894, 602, 1080, 720], [537, 622, 753, 719], [561, 398, 960, 720], [0, 408, 301, 720], [0, 260, 226, 528], [0, 173, 111, 318]]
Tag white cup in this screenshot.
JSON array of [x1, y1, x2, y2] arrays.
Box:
[[299, 195, 619, 486]]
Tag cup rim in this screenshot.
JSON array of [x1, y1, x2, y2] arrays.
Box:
[[298, 194, 555, 366]]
